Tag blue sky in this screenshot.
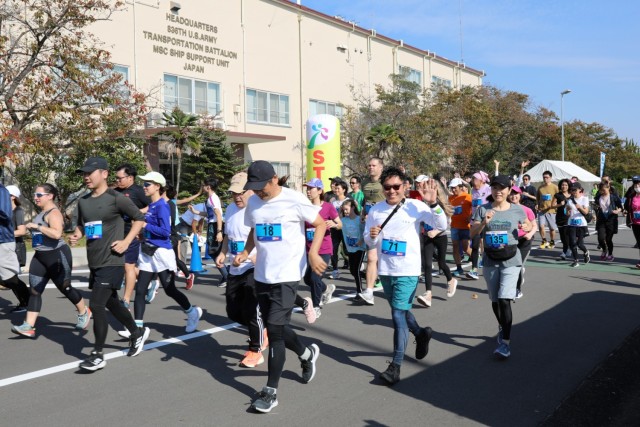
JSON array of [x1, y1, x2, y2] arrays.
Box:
[[300, 0, 640, 143]]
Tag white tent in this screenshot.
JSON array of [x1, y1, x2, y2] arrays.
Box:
[[524, 160, 601, 186]]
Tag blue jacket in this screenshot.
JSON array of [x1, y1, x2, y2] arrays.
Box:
[[0, 185, 15, 243]]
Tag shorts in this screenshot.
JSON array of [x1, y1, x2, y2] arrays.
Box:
[[451, 228, 471, 241], [124, 238, 141, 264], [538, 213, 558, 231], [0, 242, 20, 280], [255, 280, 298, 326], [380, 275, 419, 311], [137, 247, 177, 273], [483, 264, 521, 302], [89, 266, 125, 290]]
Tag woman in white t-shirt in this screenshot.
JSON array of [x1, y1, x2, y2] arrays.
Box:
[[565, 182, 591, 267]]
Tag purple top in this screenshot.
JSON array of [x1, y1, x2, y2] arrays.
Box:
[[305, 201, 338, 254], [471, 184, 491, 215]]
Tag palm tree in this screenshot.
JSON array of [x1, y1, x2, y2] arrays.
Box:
[[159, 108, 201, 193]]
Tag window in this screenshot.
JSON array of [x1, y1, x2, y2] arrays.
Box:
[[270, 161, 290, 177], [399, 65, 422, 87], [431, 76, 452, 88], [246, 89, 290, 125], [164, 74, 220, 115], [309, 99, 343, 118]]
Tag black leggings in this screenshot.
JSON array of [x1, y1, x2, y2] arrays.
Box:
[[91, 286, 137, 352], [470, 234, 482, 269], [28, 245, 81, 312], [422, 234, 452, 292], [226, 269, 264, 352], [492, 299, 513, 340], [558, 225, 569, 254], [171, 240, 190, 277], [347, 250, 366, 294], [2, 274, 29, 307], [134, 270, 191, 320], [330, 229, 345, 270], [516, 238, 532, 293], [596, 217, 617, 255], [633, 224, 640, 252], [568, 226, 587, 260]]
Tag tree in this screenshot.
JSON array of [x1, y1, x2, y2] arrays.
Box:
[[180, 125, 244, 199], [158, 108, 201, 194]]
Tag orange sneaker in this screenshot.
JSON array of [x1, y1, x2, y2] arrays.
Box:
[[261, 328, 269, 352], [240, 350, 264, 368]]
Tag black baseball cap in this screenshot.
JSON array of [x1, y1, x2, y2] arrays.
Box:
[[490, 174, 511, 188], [632, 175, 640, 183], [76, 157, 108, 174], [244, 160, 276, 191], [569, 182, 583, 191]]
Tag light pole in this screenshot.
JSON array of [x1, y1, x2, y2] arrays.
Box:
[[561, 89, 571, 161]]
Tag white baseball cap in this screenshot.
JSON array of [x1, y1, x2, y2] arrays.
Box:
[[415, 174, 429, 183], [139, 171, 167, 187], [6, 185, 20, 198], [448, 178, 464, 188]]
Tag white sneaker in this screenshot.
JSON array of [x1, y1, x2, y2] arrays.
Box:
[[446, 279, 458, 298], [358, 290, 375, 305], [118, 329, 131, 339], [321, 283, 336, 305], [186, 306, 203, 333], [314, 306, 322, 320]]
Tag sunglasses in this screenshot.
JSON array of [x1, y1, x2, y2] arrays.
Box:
[[34, 192, 50, 198], [115, 175, 130, 181], [383, 184, 403, 191], [143, 182, 155, 187]]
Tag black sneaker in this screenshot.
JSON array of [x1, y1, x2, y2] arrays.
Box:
[[379, 362, 401, 385], [300, 343, 320, 383], [583, 251, 591, 264], [415, 327, 433, 360], [251, 387, 278, 413], [127, 327, 150, 357], [10, 305, 27, 314], [79, 351, 106, 371]]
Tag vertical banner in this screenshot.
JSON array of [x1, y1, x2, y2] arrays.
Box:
[[306, 114, 340, 189], [600, 152, 606, 178]]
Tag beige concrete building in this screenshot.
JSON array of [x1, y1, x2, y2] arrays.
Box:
[[91, 0, 484, 187]]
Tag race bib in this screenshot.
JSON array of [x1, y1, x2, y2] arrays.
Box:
[[542, 194, 552, 201], [423, 223, 433, 232], [84, 221, 103, 240], [569, 218, 582, 226], [229, 239, 245, 255], [472, 199, 482, 207], [633, 211, 640, 220], [143, 229, 151, 239], [346, 236, 358, 247], [485, 231, 509, 248], [381, 238, 407, 256], [31, 231, 44, 248], [256, 223, 282, 242], [364, 203, 374, 215], [305, 228, 315, 242], [453, 206, 463, 215]]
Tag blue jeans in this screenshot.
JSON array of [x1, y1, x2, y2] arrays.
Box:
[[303, 254, 331, 307], [391, 308, 420, 365]]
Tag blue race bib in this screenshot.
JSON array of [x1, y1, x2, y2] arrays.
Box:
[[229, 239, 245, 255], [569, 218, 582, 226], [542, 194, 552, 201], [472, 198, 482, 207], [422, 223, 433, 232], [305, 228, 315, 242], [364, 203, 373, 215], [485, 231, 508, 248], [634, 211, 640, 220], [31, 231, 44, 248], [84, 221, 103, 240], [346, 236, 358, 247], [381, 238, 407, 256], [453, 206, 462, 215], [256, 223, 282, 242]]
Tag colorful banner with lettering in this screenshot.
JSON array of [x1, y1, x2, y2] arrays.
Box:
[[306, 114, 340, 189]]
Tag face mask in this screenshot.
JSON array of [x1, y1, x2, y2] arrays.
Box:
[[635, 185, 640, 193]]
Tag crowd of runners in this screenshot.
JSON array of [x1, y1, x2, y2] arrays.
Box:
[[1, 155, 639, 413]]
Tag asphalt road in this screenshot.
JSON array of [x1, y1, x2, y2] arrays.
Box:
[[1, 225, 639, 426]]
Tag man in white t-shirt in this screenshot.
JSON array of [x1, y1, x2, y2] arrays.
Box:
[[215, 172, 266, 369], [234, 161, 328, 413], [364, 166, 447, 386]]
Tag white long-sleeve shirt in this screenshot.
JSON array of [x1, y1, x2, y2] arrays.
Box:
[[364, 198, 447, 277]]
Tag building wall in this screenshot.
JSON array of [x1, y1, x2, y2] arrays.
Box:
[[89, 0, 484, 187]]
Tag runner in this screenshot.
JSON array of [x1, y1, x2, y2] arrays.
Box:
[[507, 186, 538, 299], [70, 157, 150, 371], [594, 183, 623, 261], [416, 182, 455, 307], [468, 171, 491, 280], [340, 199, 366, 297], [113, 164, 151, 308], [0, 183, 30, 313], [448, 177, 472, 278], [536, 171, 559, 249], [215, 172, 267, 368], [163, 184, 195, 289], [471, 175, 531, 359], [131, 172, 202, 335], [11, 184, 91, 338], [364, 166, 446, 385], [348, 175, 364, 211], [551, 179, 572, 260], [565, 182, 591, 267], [359, 157, 386, 305], [234, 161, 326, 413], [7, 185, 27, 272], [624, 176, 640, 268], [330, 179, 348, 278]]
